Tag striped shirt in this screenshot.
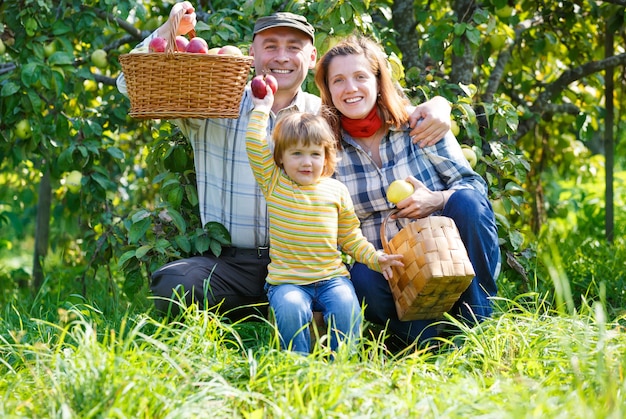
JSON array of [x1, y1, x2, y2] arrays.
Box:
[[246, 110, 382, 285], [334, 127, 488, 249]]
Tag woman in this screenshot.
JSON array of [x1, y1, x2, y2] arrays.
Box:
[[315, 35, 501, 346]]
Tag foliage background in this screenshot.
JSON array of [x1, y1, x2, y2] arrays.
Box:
[[0, 0, 625, 316]]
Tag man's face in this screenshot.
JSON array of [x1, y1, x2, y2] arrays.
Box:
[[250, 27, 317, 94]]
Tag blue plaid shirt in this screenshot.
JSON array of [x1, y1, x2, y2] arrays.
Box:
[[333, 127, 487, 249]]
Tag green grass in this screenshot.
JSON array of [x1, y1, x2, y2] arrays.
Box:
[[1, 295, 625, 418]]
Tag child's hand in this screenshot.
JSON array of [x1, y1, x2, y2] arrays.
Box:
[[378, 253, 404, 281], [251, 84, 274, 111]]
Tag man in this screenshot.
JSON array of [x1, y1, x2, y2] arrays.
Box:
[[117, 1, 452, 321]]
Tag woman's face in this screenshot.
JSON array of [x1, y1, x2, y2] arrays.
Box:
[[326, 53, 378, 120]]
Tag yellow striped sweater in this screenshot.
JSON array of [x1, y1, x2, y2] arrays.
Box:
[[246, 109, 383, 285]]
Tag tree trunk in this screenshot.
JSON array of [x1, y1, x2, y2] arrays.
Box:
[[604, 20, 615, 243], [32, 167, 51, 291]]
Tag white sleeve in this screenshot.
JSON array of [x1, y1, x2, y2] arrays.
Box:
[[116, 30, 160, 96]]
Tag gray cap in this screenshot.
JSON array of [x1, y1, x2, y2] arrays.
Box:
[[253, 12, 315, 42]]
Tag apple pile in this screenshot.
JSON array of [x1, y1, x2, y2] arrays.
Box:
[[147, 36, 243, 55], [250, 74, 278, 99]]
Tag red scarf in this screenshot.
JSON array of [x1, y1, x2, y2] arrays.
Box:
[[340, 106, 383, 138]]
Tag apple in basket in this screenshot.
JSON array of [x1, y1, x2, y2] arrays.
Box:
[[186, 37, 209, 53], [218, 45, 243, 55], [251, 74, 278, 99], [149, 37, 167, 52], [175, 36, 189, 52]]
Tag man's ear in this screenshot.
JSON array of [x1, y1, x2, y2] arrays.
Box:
[[308, 47, 317, 70]]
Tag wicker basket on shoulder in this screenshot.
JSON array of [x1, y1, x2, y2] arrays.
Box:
[[381, 212, 475, 321], [118, 10, 253, 119]]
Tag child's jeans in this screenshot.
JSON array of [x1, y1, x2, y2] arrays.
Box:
[[266, 276, 362, 354]]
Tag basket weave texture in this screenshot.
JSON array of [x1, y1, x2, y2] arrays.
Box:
[[118, 11, 253, 119], [381, 213, 475, 321], [119, 53, 253, 119]]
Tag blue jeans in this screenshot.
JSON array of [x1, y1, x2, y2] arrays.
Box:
[[350, 188, 501, 346], [266, 276, 362, 354]]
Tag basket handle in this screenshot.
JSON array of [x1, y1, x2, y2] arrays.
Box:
[[166, 7, 197, 54], [380, 209, 398, 254]]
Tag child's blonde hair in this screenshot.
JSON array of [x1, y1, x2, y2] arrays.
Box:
[[272, 112, 338, 177]]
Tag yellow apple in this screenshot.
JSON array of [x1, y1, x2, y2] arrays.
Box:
[[15, 119, 32, 139], [44, 41, 56, 58], [207, 47, 221, 55], [0, 39, 6, 55], [495, 5, 514, 18], [65, 170, 83, 193], [91, 49, 108, 69], [386, 180, 414, 204], [489, 34, 506, 50], [461, 146, 478, 168], [450, 119, 460, 137]]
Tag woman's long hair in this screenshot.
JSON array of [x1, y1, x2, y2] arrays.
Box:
[[314, 35, 410, 147]]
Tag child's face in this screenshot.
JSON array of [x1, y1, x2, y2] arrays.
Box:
[[279, 141, 325, 186]]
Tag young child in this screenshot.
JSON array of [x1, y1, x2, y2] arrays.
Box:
[[246, 85, 403, 354]]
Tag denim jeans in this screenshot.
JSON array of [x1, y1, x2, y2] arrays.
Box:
[[266, 276, 362, 354], [350, 188, 501, 346]]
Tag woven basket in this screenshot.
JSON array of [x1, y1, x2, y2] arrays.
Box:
[[118, 10, 253, 119], [381, 212, 475, 321]]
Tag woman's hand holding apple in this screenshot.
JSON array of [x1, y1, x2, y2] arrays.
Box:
[[392, 176, 450, 219]]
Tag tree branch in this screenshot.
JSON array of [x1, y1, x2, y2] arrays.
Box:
[[80, 5, 142, 40], [483, 16, 543, 102], [515, 51, 626, 140]]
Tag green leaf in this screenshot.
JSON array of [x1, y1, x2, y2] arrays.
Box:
[[175, 235, 191, 253], [47, 52, 74, 66], [135, 244, 153, 259], [166, 208, 186, 234], [205, 221, 231, 245], [106, 147, 125, 160], [21, 63, 40, 87], [129, 217, 151, 244], [209, 239, 223, 257], [27, 90, 42, 112], [91, 172, 117, 191], [167, 187, 183, 208], [508, 229, 524, 251], [195, 234, 209, 254], [117, 250, 137, 268], [185, 185, 198, 207], [131, 210, 152, 223], [1, 81, 20, 97]]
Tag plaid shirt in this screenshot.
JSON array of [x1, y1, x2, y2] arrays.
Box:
[[333, 127, 487, 249]]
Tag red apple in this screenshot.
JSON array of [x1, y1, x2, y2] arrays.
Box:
[[265, 74, 278, 94], [175, 36, 189, 52], [149, 37, 167, 53], [218, 45, 243, 55], [186, 37, 209, 54], [251, 74, 278, 99]]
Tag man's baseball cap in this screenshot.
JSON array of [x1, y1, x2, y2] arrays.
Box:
[[253, 12, 315, 43]]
